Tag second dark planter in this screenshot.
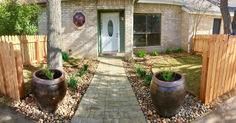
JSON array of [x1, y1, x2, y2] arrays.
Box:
[[32, 69, 66, 113], [150, 71, 186, 117]]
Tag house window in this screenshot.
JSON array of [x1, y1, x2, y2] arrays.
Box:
[[212, 18, 221, 34], [133, 14, 161, 47]]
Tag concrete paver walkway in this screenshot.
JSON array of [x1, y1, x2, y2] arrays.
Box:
[[193, 96, 236, 123], [71, 57, 146, 123], [0, 103, 35, 123]]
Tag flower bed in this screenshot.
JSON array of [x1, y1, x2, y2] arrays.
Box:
[[124, 53, 213, 122], [1, 58, 98, 122]]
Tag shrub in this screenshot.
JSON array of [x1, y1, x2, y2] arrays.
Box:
[[135, 66, 146, 78], [67, 74, 78, 89], [62, 52, 69, 61], [137, 51, 146, 58], [62, 52, 73, 61], [43, 67, 54, 80], [0, 0, 41, 35], [173, 48, 182, 53], [165, 48, 170, 54], [152, 51, 159, 56], [77, 64, 89, 77], [145, 75, 152, 86]]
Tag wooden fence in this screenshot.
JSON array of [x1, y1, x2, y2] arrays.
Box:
[[0, 35, 47, 65], [193, 35, 218, 54], [0, 41, 24, 100], [198, 35, 236, 104]]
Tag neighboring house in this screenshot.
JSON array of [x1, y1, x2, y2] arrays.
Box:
[[21, 0, 236, 59]]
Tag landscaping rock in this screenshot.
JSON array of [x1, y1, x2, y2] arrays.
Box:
[[123, 61, 214, 122], [10, 59, 99, 122]]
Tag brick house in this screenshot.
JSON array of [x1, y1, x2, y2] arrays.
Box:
[[22, 0, 236, 59]]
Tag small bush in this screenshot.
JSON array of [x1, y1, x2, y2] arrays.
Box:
[[62, 52, 73, 61], [173, 48, 182, 53], [165, 48, 170, 54], [135, 66, 146, 78], [43, 67, 54, 80], [62, 52, 69, 61], [145, 75, 152, 86], [137, 51, 146, 58], [152, 51, 159, 56], [77, 64, 89, 77], [67, 74, 78, 89]]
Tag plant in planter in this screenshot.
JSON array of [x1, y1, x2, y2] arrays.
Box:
[[31, 67, 66, 113], [150, 70, 186, 117]]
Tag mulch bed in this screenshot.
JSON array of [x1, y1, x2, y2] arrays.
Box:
[[10, 58, 99, 122], [123, 54, 213, 123]]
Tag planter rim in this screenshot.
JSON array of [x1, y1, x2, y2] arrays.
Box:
[[152, 71, 185, 88], [32, 69, 64, 85]]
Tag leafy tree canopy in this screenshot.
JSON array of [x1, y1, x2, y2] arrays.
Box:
[[0, 0, 41, 35]]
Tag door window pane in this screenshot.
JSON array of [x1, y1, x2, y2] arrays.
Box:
[[147, 15, 161, 33], [134, 34, 146, 46], [134, 15, 146, 33], [148, 33, 161, 46], [108, 20, 113, 37]]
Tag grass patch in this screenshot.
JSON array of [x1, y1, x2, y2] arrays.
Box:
[[152, 55, 202, 96]]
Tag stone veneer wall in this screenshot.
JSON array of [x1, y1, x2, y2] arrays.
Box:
[[133, 3, 182, 53], [38, 0, 134, 58]]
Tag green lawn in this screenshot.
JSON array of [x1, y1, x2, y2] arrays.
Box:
[[152, 54, 202, 96]]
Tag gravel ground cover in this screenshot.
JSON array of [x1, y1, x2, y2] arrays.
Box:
[[123, 53, 236, 122], [0, 58, 99, 122]]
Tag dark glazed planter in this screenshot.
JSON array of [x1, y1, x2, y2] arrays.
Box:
[[150, 71, 186, 117], [32, 69, 66, 113]]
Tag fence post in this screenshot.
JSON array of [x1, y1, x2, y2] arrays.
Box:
[[200, 51, 209, 103], [14, 50, 25, 98], [44, 36, 47, 60], [0, 41, 6, 95], [21, 36, 31, 65], [36, 38, 40, 64]]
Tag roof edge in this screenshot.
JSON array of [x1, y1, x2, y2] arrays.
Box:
[[137, 0, 184, 6], [182, 6, 234, 16]]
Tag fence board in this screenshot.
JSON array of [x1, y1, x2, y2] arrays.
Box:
[[212, 37, 221, 100], [204, 39, 215, 104], [0, 43, 6, 95], [9, 43, 20, 100], [15, 51, 25, 98]]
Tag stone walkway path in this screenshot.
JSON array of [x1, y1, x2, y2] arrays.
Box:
[[71, 56, 146, 123], [0, 103, 35, 123], [193, 96, 236, 123]]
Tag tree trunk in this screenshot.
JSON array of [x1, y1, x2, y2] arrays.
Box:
[[232, 10, 236, 32], [46, 0, 62, 70], [220, 0, 231, 34]]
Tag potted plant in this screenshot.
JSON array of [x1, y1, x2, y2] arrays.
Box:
[[150, 70, 186, 117], [31, 67, 66, 113]]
